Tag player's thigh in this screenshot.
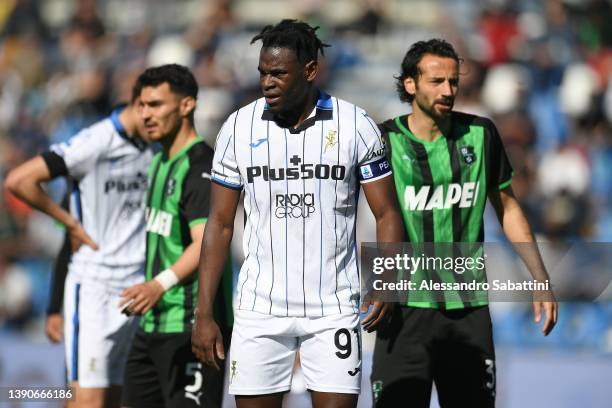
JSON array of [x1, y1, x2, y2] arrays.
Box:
[[106, 290, 140, 384], [434, 306, 496, 408], [121, 329, 165, 408], [154, 332, 224, 408], [77, 282, 138, 388], [299, 313, 361, 395], [371, 306, 435, 408], [63, 273, 80, 384], [235, 393, 284, 408], [228, 310, 298, 396]]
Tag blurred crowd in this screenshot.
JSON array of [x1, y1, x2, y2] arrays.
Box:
[[0, 0, 610, 350]]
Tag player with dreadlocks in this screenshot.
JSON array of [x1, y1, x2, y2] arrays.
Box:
[[192, 19, 405, 408]]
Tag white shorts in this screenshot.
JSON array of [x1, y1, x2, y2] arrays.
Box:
[[63, 269, 141, 388], [228, 310, 361, 395]]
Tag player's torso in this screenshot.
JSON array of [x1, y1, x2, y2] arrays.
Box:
[[232, 96, 363, 317], [142, 140, 208, 333], [145, 143, 199, 271], [71, 125, 152, 267], [384, 115, 488, 243]]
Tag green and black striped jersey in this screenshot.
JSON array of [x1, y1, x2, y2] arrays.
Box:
[[142, 138, 232, 333], [380, 112, 513, 309]]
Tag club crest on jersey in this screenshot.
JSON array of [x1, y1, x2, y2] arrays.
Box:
[[459, 145, 476, 165], [324, 129, 337, 153], [166, 179, 176, 196]]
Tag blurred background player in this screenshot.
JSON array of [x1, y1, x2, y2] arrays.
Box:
[[371, 39, 558, 408], [4, 96, 152, 408], [192, 19, 404, 408], [45, 194, 71, 345], [120, 64, 232, 408]]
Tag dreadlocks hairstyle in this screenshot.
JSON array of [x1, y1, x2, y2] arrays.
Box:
[[395, 39, 462, 103], [250, 19, 330, 64]]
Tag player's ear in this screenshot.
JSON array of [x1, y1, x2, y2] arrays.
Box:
[[404, 77, 416, 99], [180, 96, 196, 118], [304, 60, 318, 82]]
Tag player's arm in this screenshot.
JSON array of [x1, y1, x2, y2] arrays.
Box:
[[489, 186, 558, 335], [120, 222, 206, 315], [46, 227, 70, 343], [4, 156, 98, 251], [192, 183, 241, 370], [360, 175, 406, 332]]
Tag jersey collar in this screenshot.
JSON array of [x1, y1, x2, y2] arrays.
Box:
[[261, 89, 333, 134], [110, 106, 147, 151]]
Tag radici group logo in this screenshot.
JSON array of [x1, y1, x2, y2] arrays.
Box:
[[274, 193, 316, 218]]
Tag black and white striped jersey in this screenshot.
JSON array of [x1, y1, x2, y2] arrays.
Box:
[[212, 91, 391, 317], [48, 108, 152, 272]]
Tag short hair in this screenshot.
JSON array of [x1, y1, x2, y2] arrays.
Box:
[[250, 19, 330, 65], [395, 39, 461, 103], [132, 64, 198, 101]]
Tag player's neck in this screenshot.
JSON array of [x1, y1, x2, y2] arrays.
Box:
[[274, 88, 317, 130], [119, 105, 138, 138], [164, 122, 198, 159], [407, 107, 451, 143]]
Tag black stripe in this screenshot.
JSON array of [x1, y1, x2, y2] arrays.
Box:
[[409, 141, 435, 242], [333, 99, 341, 313], [302, 128, 307, 316], [446, 133, 472, 307], [237, 107, 251, 309], [408, 140, 445, 308], [182, 275, 195, 330], [446, 134, 463, 242], [266, 121, 276, 314]]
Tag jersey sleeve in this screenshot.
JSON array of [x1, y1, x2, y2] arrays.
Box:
[[211, 115, 243, 190], [49, 125, 112, 180], [485, 119, 513, 191], [355, 109, 392, 184], [180, 149, 213, 228]]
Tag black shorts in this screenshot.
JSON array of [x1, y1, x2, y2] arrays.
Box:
[[122, 329, 225, 408], [371, 305, 496, 408]]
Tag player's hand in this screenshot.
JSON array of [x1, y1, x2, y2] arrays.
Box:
[[119, 281, 165, 316], [533, 289, 558, 336], [360, 294, 392, 332], [192, 312, 225, 370], [66, 219, 98, 252], [45, 313, 63, 343]]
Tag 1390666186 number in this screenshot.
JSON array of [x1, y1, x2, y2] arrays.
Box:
[[2, 387, 74, 401]]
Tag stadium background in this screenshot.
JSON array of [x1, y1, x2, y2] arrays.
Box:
[[0, 0, 610, 406]]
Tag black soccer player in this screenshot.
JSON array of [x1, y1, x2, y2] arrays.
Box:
[[370, 39, 558, 408], [120, 64, 231, 408], [192, 19, 405, 408]]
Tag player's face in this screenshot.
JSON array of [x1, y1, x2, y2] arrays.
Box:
[[258, 47, 316, 114], [139, 83, 186, 141], [405, 54, 459, 120]]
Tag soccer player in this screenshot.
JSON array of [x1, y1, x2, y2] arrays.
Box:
[[119, 64, 231, 408], [371, 39, 558, 407], [5, 99, 152, 408], [191, 20, 405, 408], [46, 225, 70, 344]]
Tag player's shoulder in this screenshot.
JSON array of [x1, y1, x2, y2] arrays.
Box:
[[452, 111, 496, 130], [228, 98, 265, 123], [377, 115, 406, 136], [186, 139, 214, 167], [330, 95, 368, 117], [67, 117, 114, 143]]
